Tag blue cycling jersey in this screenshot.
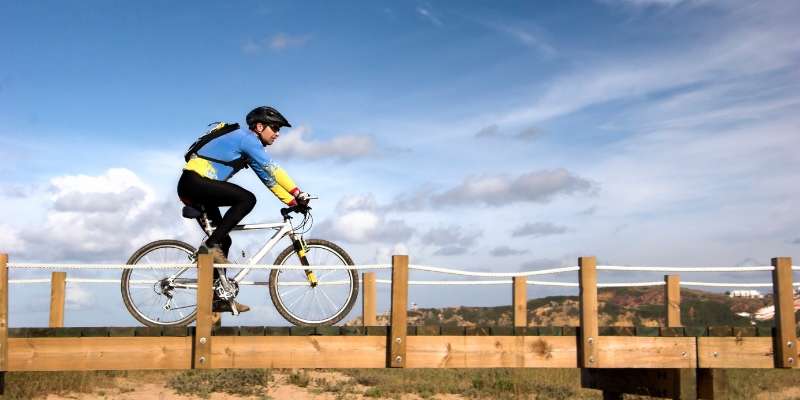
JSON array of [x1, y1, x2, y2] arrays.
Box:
[[183, 129, 300, 204]]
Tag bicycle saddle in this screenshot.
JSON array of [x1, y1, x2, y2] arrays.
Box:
[[182, 206, 203, 219]]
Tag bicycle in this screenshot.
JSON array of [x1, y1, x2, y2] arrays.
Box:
[[121, 201, 359, 327]]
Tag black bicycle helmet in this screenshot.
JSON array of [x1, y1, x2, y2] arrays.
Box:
[[246, 106, 292, 129]]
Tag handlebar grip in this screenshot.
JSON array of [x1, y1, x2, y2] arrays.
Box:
[[281, 204, 312, 218]]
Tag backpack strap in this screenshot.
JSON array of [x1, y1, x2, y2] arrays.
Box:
[[184, 122, 243, 163], [192, 153, 250, 170]]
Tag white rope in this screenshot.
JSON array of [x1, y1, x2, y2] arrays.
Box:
[[681, 281, 773, 288], [598, 281, 665, 288], [7, 263, 196, 270], [5, 263, 393, 271], [408, 264, 579, 277], [8, 279, 51, 284], [598, 265, 775, 272], [216, 263, 390, 270], [276, 280, 354, 286], [375, 279, 580, 287], [67, 278, 122, 284]]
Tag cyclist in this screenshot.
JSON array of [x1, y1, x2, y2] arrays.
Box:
[[178, 105, 311, 313]]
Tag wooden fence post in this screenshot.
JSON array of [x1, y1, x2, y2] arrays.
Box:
[[665, 275, 681, 327], [49, 272, 67, 328], [513, 276, 527, 328], [194, 252, 213, 369], [771, 257, 797, 368], [363, 272, 376, 326], [579, 256, 598, 368], [0, 253, 8, 394], [389, 255, 408, 368]]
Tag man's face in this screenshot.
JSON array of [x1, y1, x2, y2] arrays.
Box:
[[255, 122, 280, 146]]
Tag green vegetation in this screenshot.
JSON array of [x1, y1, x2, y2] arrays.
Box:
[[287, 369, 310, 387], [0, 368, 799, 399], [167, 368, 271, 398], [0, 371, 124, 400], [402, 287, 768, 328], [340, 368, 597, 400]]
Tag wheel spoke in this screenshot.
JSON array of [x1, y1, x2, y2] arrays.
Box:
[[271, 242, 357, 325], [123, 242, 198, 327]]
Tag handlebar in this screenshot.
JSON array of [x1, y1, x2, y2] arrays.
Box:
[[281, 204, 311, 220]]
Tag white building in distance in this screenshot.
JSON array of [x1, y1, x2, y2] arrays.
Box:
[[728, 290, 764, 299]]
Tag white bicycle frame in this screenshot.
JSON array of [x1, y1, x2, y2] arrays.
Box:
[[227, 221, 298, 283], [167, 219, 299, 290]]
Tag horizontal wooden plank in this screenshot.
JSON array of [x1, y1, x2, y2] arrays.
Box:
[[595, 337, 696, 368], [405, 336, 577, 368], [8, 337, 192, 371], [211, 336, 387, 369], [698, 337, 775, 368]]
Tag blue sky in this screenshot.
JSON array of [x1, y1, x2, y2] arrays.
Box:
[[1, 0, 799, 326]]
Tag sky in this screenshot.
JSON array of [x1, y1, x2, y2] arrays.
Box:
[[1, 0, 799, 327]]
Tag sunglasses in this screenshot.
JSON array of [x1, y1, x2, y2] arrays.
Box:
[[268, 124, 281, 133]]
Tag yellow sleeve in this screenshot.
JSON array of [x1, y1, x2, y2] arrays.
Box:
[[273, 166, 299, 194], [269, 184, 296, 205], [266, 165, 300, 205]]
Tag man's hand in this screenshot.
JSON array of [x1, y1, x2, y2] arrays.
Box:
[[295, 191, 311, 206]]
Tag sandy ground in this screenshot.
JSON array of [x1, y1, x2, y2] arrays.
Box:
[[38, 370, 467, 400], [755, 387, 800, 400]]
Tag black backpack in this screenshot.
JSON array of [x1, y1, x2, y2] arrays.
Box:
[[184, 122, 249, 169]]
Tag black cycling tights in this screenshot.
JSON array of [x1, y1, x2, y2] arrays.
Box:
[[177, 170, 256, 257]]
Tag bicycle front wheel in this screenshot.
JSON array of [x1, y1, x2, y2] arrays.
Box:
[[269, 239, 358, 326], [121, 240, 198, 327]]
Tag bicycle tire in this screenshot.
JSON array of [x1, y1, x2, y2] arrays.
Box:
[[121, 240, 198, 327], [269, 239, 358, 326]]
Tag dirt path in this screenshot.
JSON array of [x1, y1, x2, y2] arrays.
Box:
[[38, 370, 467, 400]]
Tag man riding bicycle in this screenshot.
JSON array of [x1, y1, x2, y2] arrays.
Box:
[[177, 105, 310, 313]]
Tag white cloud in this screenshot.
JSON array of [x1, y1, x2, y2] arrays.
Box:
[[490, 246, 528, 257], [0, 184, 38, 198], [416, 6, 443, 27], [498, 6, 800, 127], [270, 33, 312, 50], [474, 124, 542, 141], [65, 283, 95, 311], [8, 168, 192, 262], [270, 126, 376, 161], [512, 222, 569, 238], [432, 169, 596, 207], [315, 194, 415, 244], [383, 169, 595, 211], [474, 124, 500, 138], [0, 224, 25, 254], [483, 22, 555, 57], [420, 225, 482, 256], [242, 33, 311, 54]]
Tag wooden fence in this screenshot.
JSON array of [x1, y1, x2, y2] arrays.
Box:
[[0, 253, 797, 399]]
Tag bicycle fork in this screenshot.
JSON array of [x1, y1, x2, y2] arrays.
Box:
[[291, 236, 318, 287]]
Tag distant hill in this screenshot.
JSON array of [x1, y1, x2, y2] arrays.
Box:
[[347, 286, 776, 327]]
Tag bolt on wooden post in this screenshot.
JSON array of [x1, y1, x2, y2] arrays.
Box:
[[771, 257, 797, 368], [194, 252, 214, 369], [363, 272, 377, 326], [579, 256, 598, 368], [513, 276, 527, 328], [389, 255, 408, 368], [664, 275, 681, 327], [49, 272, 67, 328]]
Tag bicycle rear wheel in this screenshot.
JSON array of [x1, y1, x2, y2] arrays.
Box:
[[269, 239, 358, 326], [121, 240, 198, 327]]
